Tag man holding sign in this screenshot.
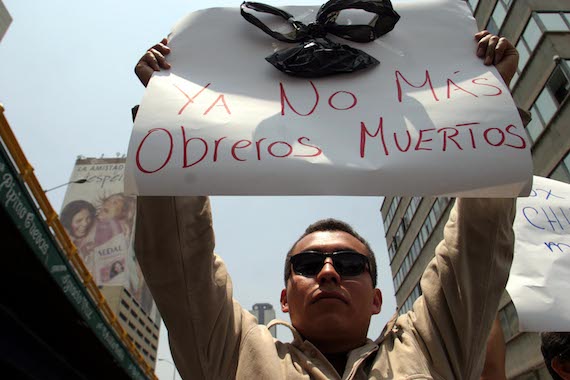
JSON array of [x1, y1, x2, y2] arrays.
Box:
[[133, 26, 525, 378]]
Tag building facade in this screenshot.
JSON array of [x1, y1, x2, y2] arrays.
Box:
[[250, 303, 277, 338], [61, 157, 161, 369], [0, 0, 11, 42], [382, 1, 569, 379]]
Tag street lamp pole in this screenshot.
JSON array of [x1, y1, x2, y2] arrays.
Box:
[[43, 178, 87, 193], [158, 358, 176, 380]]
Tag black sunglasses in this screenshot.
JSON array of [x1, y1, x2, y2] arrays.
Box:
[[290, 250, 370, 277]]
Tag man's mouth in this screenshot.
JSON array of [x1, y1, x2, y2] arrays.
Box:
[[312, 291, 348, 304]]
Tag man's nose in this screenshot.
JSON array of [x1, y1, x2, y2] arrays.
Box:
[[316, 258, 341, 284]]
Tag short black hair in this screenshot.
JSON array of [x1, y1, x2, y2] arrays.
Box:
[[541, 332, 570, 380], [284, 218, 378, 288]]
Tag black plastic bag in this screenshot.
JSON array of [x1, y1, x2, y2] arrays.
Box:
[[241, 0, 400, 77]]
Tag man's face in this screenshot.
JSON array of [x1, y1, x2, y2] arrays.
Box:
[[281, 230, 382, 353]]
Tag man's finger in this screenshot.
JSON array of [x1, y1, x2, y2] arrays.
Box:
[[151, 42, 171, 56], [485, 35, 500, 65], [142, 51, 160, 71], [477, 33, 491, 58], [149, 48, 171, 69], [475, 30, 491, 42], [494, 37, 509, 64]]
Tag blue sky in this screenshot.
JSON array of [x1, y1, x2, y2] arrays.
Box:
[[0, 1, 398, 379]]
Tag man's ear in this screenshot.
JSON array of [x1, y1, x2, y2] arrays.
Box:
[[552, 357, 570, 379], [372, 288, 382, 315], [280, 288, 289, 313]]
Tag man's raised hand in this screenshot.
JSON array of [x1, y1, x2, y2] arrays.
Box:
[[135, 38, 171, 87], [475, 31, 519, 86]]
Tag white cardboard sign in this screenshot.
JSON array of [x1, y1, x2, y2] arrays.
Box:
[[126, 0, 532, 196], [507, 176, 570, 331]]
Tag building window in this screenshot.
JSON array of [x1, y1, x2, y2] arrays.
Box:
[[548, 63, 570, 104], [393, 198, 451, 291], [498, 302, 519, 341], [526, 62, 570, 143], [538, 12, 570, 32], [549, 152, 570, 184], [119, 312, 127, 322], [486, 0, 512, 34], [389, 198, 422, 262], [512, 12, 570, 88], [383, 196, 401, 234], [399, 282, 422, 315], [120, 299, 129, 310], [466, 0, 479, 13]]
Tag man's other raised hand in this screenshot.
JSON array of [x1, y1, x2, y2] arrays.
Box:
[[135, 38, 171, 87]]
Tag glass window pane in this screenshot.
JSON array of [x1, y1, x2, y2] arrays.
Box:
[[547, 66, 570, 104], [526, 105, 544, 143], [510, 71, 519, 89], [491, 2, 507, 31], [516, 40, 530, 71], [523, 16, 542, 51], [487, 19, 498, 35], [539, 12, 568, 32], [535, 87, 558, 125], [468, 0, 479, 12], [429, 211, 437, 228], [549, 153, 570, 184]]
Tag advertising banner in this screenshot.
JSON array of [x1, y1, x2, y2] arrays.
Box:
[[507, 176, 570, 331], [126, 0, 532, 196], [61, 158, 155, 317]]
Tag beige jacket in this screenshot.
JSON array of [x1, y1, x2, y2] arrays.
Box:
[[135, 197, 515, 380]]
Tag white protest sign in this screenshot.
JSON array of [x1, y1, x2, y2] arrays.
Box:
[[125, 0, 532, 196], [507, 176, 570, 331]]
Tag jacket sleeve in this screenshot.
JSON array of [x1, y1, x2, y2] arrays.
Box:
[[135, 196, 257, 380], [411, 198, 516, 379]]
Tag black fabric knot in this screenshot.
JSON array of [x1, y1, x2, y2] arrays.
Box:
[[240, 0, 400, 77], [305, 22, 328, 39]]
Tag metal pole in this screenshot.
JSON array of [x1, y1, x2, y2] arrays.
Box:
[[44, 178, 87, 193]]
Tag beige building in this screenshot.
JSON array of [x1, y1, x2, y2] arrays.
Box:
[[0, 0, 11, 42], [101, 286, 161, 369], [382, 1, 569, 379], [61, 157, 161, 369]]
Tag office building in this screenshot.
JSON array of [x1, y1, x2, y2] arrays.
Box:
[[0, 0, 11, 42], [382, 1, 569, 379], [61, 157, 161, 369], [250, 303, 277, 338]]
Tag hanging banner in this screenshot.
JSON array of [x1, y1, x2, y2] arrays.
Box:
[[126, 0, 532, 196], [507, 176, 570, 331], [60, 158, 156, 319]]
